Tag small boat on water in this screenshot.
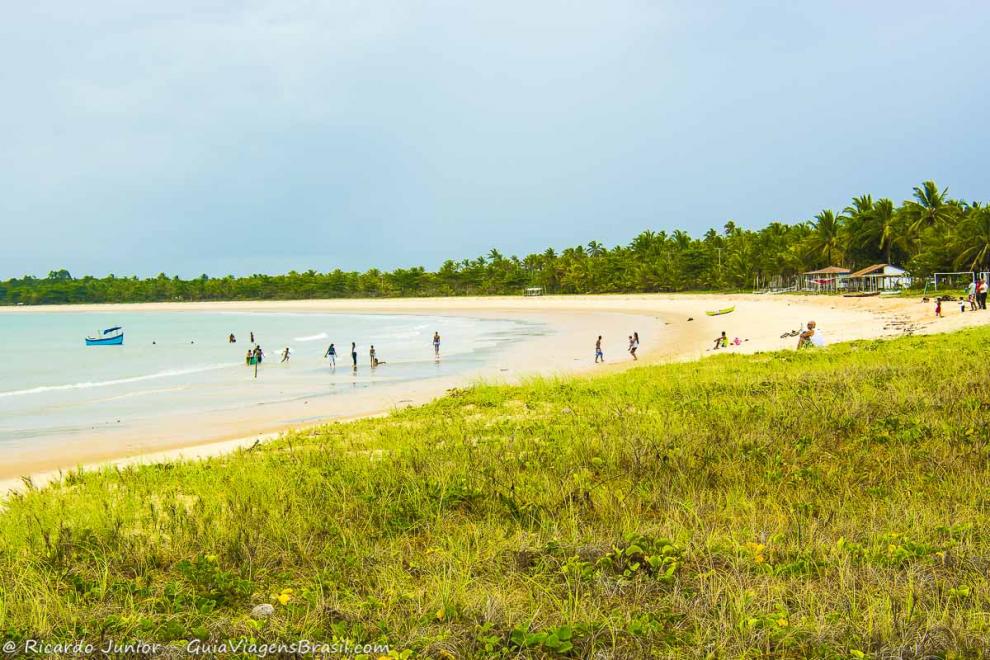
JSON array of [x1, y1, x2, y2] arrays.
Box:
[[85, 326, 124, 346], [705, 306, 735, 316]]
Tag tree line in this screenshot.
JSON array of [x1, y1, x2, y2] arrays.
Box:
[[3, 180, 988, 305]]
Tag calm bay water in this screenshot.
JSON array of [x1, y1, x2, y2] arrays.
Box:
[[0, 311, 542, 451]]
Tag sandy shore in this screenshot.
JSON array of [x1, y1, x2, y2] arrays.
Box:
[[1, 292, 981, 493]]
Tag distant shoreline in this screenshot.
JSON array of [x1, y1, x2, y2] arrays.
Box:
[[2, 292, 982, 494]]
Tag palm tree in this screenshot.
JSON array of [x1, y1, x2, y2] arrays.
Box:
[[904, 180, 958, 234], [807, 210, 844, 266], [586, 241, 606, 257], [842, 194, 874, 263], [954, 205, 990, 271], [850, 197, 902, 264]]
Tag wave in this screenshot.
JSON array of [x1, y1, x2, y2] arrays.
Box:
[[0, 363, 234, 399], [293, 332, 328, 342]]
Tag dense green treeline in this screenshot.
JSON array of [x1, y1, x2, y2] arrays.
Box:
[[4, 180, 988, 305]]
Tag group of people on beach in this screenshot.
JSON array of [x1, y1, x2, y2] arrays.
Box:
[[236, 330, 442, 372], [593, 332, 640, 363], [964, 277, 988, 312], [245, 344, 264, 365]]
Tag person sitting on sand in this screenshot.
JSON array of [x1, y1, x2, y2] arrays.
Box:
[[797, 321, 823, 349], [713, 331, 727, 350], [595, 335, 604, 363]]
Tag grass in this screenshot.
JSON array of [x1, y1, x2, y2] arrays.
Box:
[[2, 329, 990, 657]]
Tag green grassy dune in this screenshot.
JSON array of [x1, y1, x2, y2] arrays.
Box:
[[2, 329, 990, 657]]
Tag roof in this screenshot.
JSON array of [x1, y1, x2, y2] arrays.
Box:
[[849, 264, 906, 278], [803, 266, 851, 275]]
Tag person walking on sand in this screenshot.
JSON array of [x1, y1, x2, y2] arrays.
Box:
[[433, 331, 441, 359], [351, 342, 358, 370], [935, 298, 943, 318], [369, 345, 377, 367], [324, 342, 337, 367], [595, 335, 604, 363], [628, 333, 639, 360], [281, 347, 291, 363]]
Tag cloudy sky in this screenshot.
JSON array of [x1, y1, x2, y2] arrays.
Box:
[[2, 1, 988, 278]]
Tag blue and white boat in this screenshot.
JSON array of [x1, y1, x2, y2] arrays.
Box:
[[85, 326, 124, 346]]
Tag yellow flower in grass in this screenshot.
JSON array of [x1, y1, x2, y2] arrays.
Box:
[[745, 542, 766, 564], [272, 588, 294, 606]]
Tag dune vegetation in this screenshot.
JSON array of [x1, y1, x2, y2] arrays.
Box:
[[1, 328, 989, 657]]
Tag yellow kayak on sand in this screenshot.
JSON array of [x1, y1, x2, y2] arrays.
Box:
[[705, 306, 735, 316]]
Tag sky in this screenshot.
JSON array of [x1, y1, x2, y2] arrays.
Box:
[[1, 0, 988, 279]]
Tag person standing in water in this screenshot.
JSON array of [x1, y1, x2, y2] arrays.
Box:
[[595, 336, 604, 363], [628, 333, 639, 360], [369, 345, 377, 368], [324, 342, 337, 367], [433, 331, 441, 359], [351, 342, 358, 370], [250, 331, 255, 343], [229, 333, 236, 343], [281, 347, 291, 363]]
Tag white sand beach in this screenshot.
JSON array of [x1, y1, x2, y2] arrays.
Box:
[[0, 292, 980, 493]]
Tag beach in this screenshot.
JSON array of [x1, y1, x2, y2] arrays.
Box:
[[0, 292, 979, 491]]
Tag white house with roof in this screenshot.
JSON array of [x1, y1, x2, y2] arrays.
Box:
[[846, 264, 911, 291]]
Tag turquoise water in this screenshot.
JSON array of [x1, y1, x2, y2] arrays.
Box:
[[0, 311, 542, 452]]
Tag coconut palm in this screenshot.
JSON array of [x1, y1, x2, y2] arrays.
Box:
[[852, 197, 902, 263], [904, 180, 958, 235], [954, 205, 990, 271], [807, 210, 844, 266]]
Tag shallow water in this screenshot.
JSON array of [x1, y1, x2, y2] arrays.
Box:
[[0, 311, 544, 453]]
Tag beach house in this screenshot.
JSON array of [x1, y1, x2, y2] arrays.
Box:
[[800, 266, 851, 293], [846, 264, 911, 292]]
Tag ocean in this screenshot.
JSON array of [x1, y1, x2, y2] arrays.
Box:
[[0, 310, 543, 458]]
